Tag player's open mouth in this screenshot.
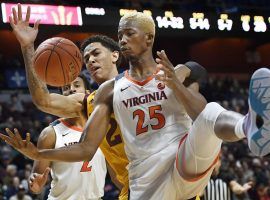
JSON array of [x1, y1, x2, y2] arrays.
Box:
[[91, 67, 101, 76], [121, 47, 130, 52]]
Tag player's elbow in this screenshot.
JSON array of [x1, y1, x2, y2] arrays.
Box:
[[80, 143, 96, 161]]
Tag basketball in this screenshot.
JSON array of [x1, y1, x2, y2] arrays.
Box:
[[33, 37, 83, 87]]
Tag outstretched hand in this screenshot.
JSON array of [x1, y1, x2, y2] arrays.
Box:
[[0, 128, 39, 160], [155, 50, 180, 89], [242, 181, 253, 192], [29, 167, 51, 194], [10, 3, 40, 47]]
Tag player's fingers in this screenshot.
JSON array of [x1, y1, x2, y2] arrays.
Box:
[[34, 19, 41, 30], [161, 50, 174, 69], [0, 136, 17, 148], [155, 74, 166, 82], [157, 51, 168, 64], [25, 6, 30, 23], [17, 3, 22, 21], [157, 50, 170, 60], [29, 176, 35, 182], [157, 64, 173, 77], [5, 128, 16, 139], [13, 128, 23, 147], [12, 7, 18, 24], [9, 16, 15, 29], [14, 128, 23, 140], [43, 168, 50, 179], [0, 133, 15, 146], [5, 128, 20, 147], [156, 59, 174, 74], [25, 132, 31, 147], [157, 50, 174, 69]]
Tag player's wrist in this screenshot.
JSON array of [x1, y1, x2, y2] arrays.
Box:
[[20, 42, 34, 49], [170, 77, 183, 90], [29, 187, 43, 194]]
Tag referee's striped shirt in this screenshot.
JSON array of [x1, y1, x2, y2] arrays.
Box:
[[203, 178, 232, 200]]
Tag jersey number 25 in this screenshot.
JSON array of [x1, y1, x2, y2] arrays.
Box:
[[133, 105, 165, 135]]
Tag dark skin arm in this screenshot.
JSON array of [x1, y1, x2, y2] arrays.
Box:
[[106, 161, 123, 190], [28, 126, 55, 194], [0, 80, 115, 162]]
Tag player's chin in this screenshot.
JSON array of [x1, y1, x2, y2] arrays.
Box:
[[91, 73, 103, 84], [122, 52, 135, 60]]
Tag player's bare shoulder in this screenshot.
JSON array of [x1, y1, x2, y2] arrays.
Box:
[[37, 125, 56, 149]]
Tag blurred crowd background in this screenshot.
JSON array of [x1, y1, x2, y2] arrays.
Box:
[[1, 0, 270, 199]]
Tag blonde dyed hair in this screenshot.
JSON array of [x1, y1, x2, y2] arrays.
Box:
[[119, 12, 155, 36]]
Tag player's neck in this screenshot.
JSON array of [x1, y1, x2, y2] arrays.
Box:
[[128, 54, 156, 81]]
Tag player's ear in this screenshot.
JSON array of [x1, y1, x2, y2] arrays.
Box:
[[145, 33, 154, 46], [111, 51, 119, 64]]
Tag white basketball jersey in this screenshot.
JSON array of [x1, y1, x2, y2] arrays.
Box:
[[47, 119, 106, 200], [113, 71, 192, 200]]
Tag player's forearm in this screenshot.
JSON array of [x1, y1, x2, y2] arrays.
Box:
[[172, 82, 207, 121], [21, 45, 51, 108], [38, 142, 95, 162], [107, 163, 123, 190]]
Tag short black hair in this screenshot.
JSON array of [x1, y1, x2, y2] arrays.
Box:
[[80, 35, 122, 67], [60, 72, 91, 93]]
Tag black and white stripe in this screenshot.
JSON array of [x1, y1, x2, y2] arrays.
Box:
[[204, 178, 231, 200]]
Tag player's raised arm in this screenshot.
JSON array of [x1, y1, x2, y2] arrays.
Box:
[[0, 80, 114, 162], [155, 50, 207, 120], [10, 4, 82, 118]]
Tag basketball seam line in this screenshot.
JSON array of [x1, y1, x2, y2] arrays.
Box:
[[45, 40, 62, 85], [33, 44, 54, 64], [54, 50, 67, 86], [54, 44, 81, 73]]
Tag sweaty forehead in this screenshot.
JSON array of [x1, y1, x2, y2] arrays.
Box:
[[118, 19, 139, 32], [73, 76, 83, 82], [84, 42, 105, 55]]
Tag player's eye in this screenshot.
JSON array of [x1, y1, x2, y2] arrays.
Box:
[[118, 33, 123, 40], [93, 51, 100, 56], [63, 86, 70, 91], [84, 56, 89, 62], [127, 31, 135, 37]]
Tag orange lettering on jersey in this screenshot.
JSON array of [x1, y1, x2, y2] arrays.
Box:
[[80, 161, 92, 172], [133, 105, 166, 135], [122, 91, 168, 108]]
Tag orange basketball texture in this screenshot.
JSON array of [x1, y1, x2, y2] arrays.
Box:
[[33, 37, 82, 87]]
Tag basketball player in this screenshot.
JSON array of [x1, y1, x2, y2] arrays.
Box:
[[2, 7, 270, 200], [28, 74, 107, 200], [5, 4, 129, 200]]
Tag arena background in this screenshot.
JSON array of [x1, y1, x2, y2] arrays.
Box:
[[0, 0, 269, 199]]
